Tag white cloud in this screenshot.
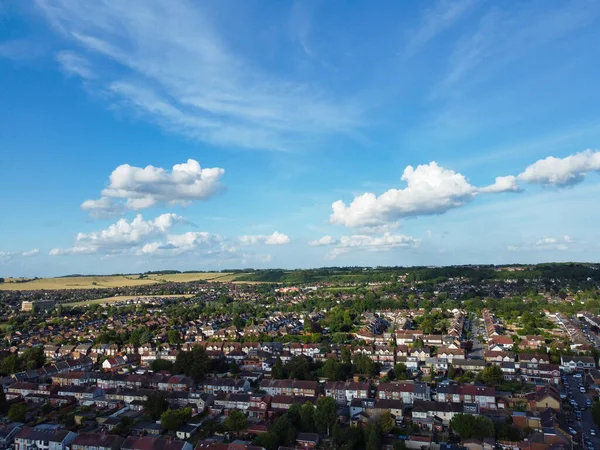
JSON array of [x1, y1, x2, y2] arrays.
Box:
[[239, 231, 291, 246], [479, 175, 521, 193], [324, 232, 419, 259], [309, 235, 336, 246], [36, 1, 361, 151], [139, 231, 226, 256], [508, 235, 573, 252], [50, 213, 184, 256], [0, 248, 40, 261], [81, 197, 126, 219], [330, 162, 478, 227], [82, 159, 224, 216], [403, 0, 474, 58], [517, 149, 600, 187], [56, 50, 94, 79]]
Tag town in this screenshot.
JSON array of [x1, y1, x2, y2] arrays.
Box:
[[0, 264, 599, 450]]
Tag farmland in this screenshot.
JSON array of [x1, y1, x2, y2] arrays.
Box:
[[0, 272, 248, 291]]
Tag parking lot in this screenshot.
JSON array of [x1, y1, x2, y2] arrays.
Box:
[[565, 373, 599, 449]]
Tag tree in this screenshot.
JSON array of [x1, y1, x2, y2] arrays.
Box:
[[161, 408, 192, 433], [300, 402, 315, 432], [144, 391, 169, 420], [8, 403, 27, 422], [287, 403, 302, 427], [0, 354, 19, 375], [393, 441, 407, 450], [479, 365, 504, 386], [167, 330, 181, 345], [353, 353, 375, 376], [323, 358, 344, 381], [224, 409, 247, 438], [173, 346, 210, 381], [380, 411, 395, 434], [272, 357, 284, 379], [341, 346, 352, 365], [447, 363, 456, 380], [365, 424, 380, 450], [285, 356, 310, 380], [315, 396, 337, 435], [592, 402, 600, 427], [450, 414, 494, 440], [393, 363, 407, 380], [151, 359, 174, 373]]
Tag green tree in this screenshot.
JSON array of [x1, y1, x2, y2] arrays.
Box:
[[8, 403, 27, 422], [479, 365, 504, 386], [380, 411, 395, 434], [167, 330, 181, 345], [0, 354, 19, 375], [393, 363, 408, 380], [272, 357, 284, 379], [393, 441, 407, 450], [224, 409, 247, 438], [161, 408, 192, 432], [173, 346, 210, 381], [315, 396, 337, 435], [592, 402, 600, 427], [365, 425, 380, 450], [300, 402, 315, 432], [144, 391, 169, 420], [151, 359, 174, 372], [341, 346, 352, 365], [450, 414, 494, 440], [323, 358, 344, 381]]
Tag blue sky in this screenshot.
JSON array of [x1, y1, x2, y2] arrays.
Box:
[[2, 0, 600, 277]]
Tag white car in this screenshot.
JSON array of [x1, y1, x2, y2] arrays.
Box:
[[580, 387, 587, 393], [569, 427, 578, 435], [591, 429, 597, 436], [574, 373, 583, 378]]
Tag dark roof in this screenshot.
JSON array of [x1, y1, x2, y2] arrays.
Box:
[[72, 433, 124, 449]]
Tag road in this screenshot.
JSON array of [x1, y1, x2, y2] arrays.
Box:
[[468, 315, 485, 359], [566, 373, 599, 449]]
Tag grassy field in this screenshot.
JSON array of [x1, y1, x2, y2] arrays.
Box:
[[143, 272, 235, 283], [0, 275, 158, 291], [0, 272, 254, 291], [64, 294, 195, 306]]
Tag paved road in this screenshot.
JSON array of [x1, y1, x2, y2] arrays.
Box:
[[566, 374, 599, 449], [468, 315, 485, 359]]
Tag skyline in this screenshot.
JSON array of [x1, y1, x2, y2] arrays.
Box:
[[2, 0, 600, 276]]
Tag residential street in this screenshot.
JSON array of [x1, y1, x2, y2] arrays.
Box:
[[566, 374, 599, 449]]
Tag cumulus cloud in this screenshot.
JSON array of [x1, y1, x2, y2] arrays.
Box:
[[50, 213, 184, 256], [325, 232, 419, 259], [239, 231, 291, 246], [518, 149, 600, 187], [309, 236, 337, 246], [139, 231, 226, 256], [81, 197, 126, 219], [82, 159, 225, 216], [479, 175, 521, 193], [331, 162, 516, 228], [508, 235, 573, 252]]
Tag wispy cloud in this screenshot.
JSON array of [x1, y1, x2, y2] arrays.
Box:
[[35, 0, 362, 151], [403, 0, 475, 58], [56, 50, 94, 79]]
